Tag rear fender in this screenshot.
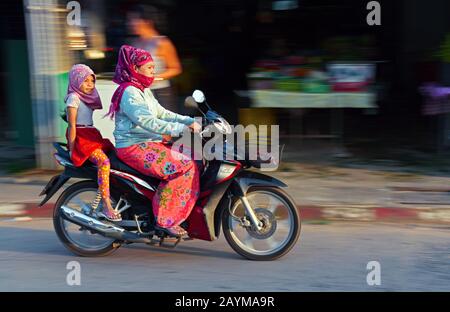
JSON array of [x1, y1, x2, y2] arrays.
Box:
[[38, 174, 70, 207]]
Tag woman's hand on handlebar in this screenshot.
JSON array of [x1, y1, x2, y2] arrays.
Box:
[[189, 122, 202, 133], [162, 134, 172, 142]]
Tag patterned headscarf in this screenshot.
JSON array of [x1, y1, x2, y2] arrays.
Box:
[[65, 64, 102, 110], [106, 45, 154, 119]]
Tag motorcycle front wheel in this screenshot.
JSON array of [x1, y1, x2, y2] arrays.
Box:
[[222, 186, 301, 261]]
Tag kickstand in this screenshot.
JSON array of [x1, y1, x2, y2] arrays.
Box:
[[172, 237, 182, 248], [158, 236, 182, 248]]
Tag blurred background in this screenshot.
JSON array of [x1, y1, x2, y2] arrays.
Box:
[[1, 1, 450, 291], [0, 0, 450, 173]]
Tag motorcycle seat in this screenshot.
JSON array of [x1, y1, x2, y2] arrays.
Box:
[[107, 150, 161, 189], [53, 142, 160, 189]]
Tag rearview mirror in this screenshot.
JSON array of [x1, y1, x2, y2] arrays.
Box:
[[184, 96, 199, 110]]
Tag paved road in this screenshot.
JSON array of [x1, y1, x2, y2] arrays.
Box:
[[0, 219, 448, 291]]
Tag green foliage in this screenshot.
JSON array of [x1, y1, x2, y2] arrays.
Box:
[[437, 34, 450, 63]]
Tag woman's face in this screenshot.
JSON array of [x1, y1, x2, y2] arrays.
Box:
[[134, 62, 155, 78], [80, 75, 95, 94]]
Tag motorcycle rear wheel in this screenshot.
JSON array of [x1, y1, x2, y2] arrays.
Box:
[[53, 180, 120, 257]]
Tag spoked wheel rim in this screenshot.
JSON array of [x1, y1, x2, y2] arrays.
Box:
[[228, 190, 296, 256], [58, 187, 115, 251]]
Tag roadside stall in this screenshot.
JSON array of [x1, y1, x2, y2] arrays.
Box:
[[241, 58, 378, 153]]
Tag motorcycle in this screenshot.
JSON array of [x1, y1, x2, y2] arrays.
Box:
[[39, 90, 301, 260]]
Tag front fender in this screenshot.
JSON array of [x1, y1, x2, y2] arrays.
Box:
[[232, 170, 287, 196]]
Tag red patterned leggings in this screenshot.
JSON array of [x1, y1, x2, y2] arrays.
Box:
[[88, 149, 111, 202]]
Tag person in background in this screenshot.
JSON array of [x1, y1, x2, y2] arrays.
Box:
[[127, 4, 182, 113]]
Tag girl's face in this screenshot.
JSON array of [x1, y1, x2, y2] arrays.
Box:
[[80, 75, 95, 94], [134, 62, 155, 78]]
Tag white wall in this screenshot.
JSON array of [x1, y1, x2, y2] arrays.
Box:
[[94, 79, 117, 145]]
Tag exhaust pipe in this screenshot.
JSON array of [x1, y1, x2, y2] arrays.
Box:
[[60, 205, 152, 243]]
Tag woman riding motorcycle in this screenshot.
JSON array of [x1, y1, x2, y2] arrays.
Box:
[[106, 45, 202, 237]]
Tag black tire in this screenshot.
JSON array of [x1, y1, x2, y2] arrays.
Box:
[[53, 180, 120, 257], [222, 186, 301, 261]]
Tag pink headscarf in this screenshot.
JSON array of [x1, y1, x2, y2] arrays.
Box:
[[65, 64, 102, 110], [106, 45, 154, 119]]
